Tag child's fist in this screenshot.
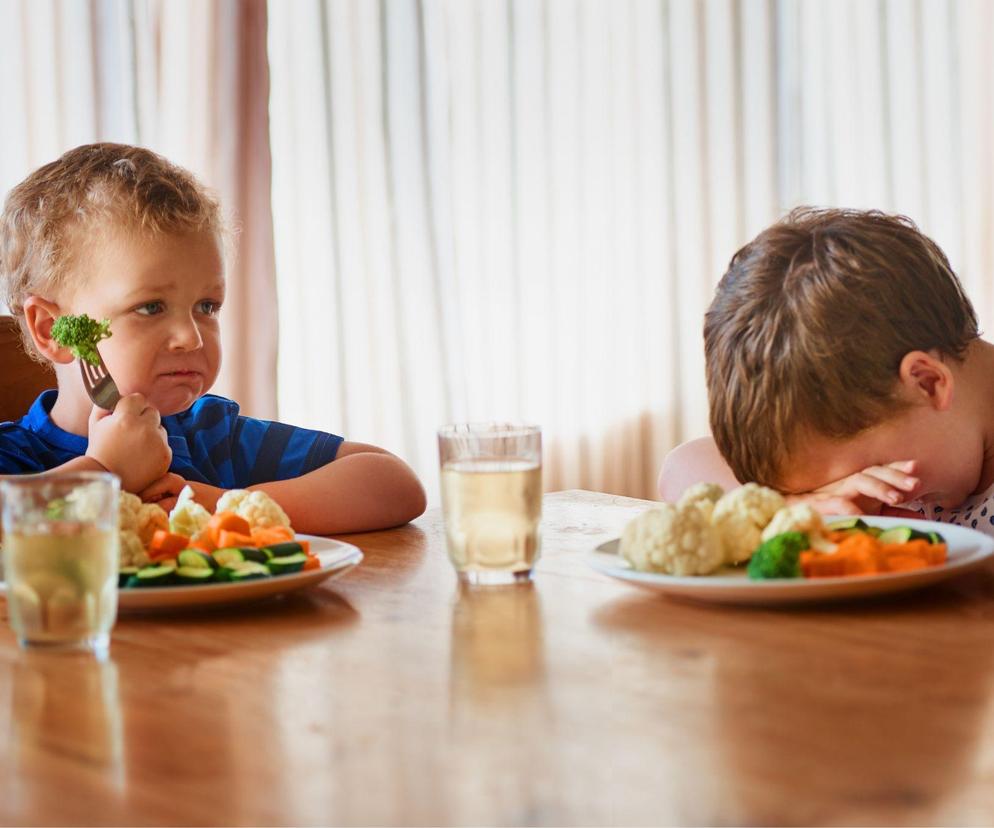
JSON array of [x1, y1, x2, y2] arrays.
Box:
[[86, 394, 172, 493]]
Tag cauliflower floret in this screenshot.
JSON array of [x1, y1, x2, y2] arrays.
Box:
[[620, 502, 725, 576], [169, 485, 212, 539], [761, 503, 836, 553], [215, 489, 292, 531], [136, 503, 168, 546], [118, 492, 168, 547], [118, 529, 150, 569], [711, 483, 786, 564], [118, 492, 142, 534], [677, 482, 725, 520]]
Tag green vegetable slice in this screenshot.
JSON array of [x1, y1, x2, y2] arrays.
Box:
[[267, 553, 307, 575], [229, 561, 271, 581], [826, 517, 868, 532], [130, 563, 177, 587], [175, 566, 214, 583], [213, 548, 247, 568], [260, 542, 305, 558], [177, 549, 216, 570]]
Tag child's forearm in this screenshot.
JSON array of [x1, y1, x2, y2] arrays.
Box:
[[52, 456, 109, 475], [248, 451, 427, 534]]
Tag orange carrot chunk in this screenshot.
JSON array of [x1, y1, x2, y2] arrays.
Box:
[[208, 512, 251, 547], [251, 526, 295, 547], [217, 530, 256, 550], [149, 530, 191, 559]]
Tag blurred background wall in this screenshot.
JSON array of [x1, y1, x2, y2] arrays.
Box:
[[3, 0, 994, 503]]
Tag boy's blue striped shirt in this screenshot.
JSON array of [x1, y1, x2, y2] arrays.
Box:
[[0, 391, 344, 488]]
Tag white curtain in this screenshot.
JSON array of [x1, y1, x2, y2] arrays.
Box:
[[5, 0, 994, 501], [268, 0, 994, 503], [0, 0, 278, 418]]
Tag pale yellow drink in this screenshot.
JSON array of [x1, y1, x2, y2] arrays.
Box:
[[441, 458, 542, 582], [3, 525, 118, 649]]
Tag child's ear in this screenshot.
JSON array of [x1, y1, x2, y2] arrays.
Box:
[[897, 350, 954, 410], [22, 296, 74, 364]]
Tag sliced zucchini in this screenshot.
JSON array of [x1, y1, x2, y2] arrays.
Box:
[[175, 566, 214, 584], [131, 563, 177, 587], [267, 552, 307, 575], [826, 517, 869, 532], [238, 546, 271, 564], [878, 526, 914, 544], [865, 526, 883, 538], [260, 542, 305, 559], [878, 526, 932, 544], [178, 549, 216, 570], [927, 531, 946, 545], [118, 566, 139, 587], [213, 547, 247, 568], [229, 561, 271, 581]]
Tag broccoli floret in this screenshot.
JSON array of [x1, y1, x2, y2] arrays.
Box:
[[50, 314, 112, 365], [747, 531, 808, 579]]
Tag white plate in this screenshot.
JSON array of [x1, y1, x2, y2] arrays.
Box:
[[586, 516, 994, 606], [0, 534, 363, 613]]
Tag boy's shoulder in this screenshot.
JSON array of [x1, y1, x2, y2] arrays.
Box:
[[0, 395, 72, 474]]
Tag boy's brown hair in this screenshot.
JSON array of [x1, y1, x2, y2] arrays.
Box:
[[0, 142, 223, 358], [705, 207, 979, 489]]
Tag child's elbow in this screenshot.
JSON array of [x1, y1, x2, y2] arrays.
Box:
[[385, 459, 427, 524], [401, 475, 428, 522]]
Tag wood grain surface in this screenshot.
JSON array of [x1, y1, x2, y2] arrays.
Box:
[[2, 490, 994, 826]]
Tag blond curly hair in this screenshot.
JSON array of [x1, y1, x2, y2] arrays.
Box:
[[0, 143, 225, 358]]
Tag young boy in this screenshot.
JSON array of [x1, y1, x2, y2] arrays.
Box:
[[660, 207, 994, 534], [0, 143, 426, 534]]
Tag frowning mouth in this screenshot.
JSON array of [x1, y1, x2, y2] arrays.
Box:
[[160, 370, 203, 379]]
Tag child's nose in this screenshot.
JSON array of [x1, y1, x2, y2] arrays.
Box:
[[169, 318, 204, 351]]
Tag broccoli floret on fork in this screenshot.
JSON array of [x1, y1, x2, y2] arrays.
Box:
[[51, 314, 112, 366]]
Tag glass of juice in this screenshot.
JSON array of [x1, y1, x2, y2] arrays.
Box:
[[1, 472, 120, 656], [438, 423, 542, 585]]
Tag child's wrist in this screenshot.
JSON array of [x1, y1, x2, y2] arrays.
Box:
[[189, 481, 224, 512], [73, 454, 110, 474]]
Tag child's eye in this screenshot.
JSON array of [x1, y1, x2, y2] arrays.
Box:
[[135, 302, 164, 316], [197, 301, 221, 316]]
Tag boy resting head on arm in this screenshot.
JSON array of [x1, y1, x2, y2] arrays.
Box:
[[661, 207, 994, 533], [0, 142, 425, 534]]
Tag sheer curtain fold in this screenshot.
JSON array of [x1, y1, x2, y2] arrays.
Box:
[[269, 0, 779, 501], [0, 0, 277, 418]]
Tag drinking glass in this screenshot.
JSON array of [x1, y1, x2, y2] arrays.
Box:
[[438, 423, 542, 585], [1, 473, 120, 656]]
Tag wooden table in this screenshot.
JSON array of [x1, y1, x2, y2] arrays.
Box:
[[3, 490, 994, 826]]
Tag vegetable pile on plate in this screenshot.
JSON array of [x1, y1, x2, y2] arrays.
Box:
[[619, 483, 946, 580], [118, 487, 318, 588]]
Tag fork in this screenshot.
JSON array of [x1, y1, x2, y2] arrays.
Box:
[[79, 351, 121, 411]]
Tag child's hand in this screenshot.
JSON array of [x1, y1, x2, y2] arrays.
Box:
[[787, 460, 920, 516], [85, 394, 172, 493], [139, 473, 187, 511], [140, 476, 225, 514]]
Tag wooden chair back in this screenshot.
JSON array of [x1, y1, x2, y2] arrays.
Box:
[[0, 315, 55, 423]]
